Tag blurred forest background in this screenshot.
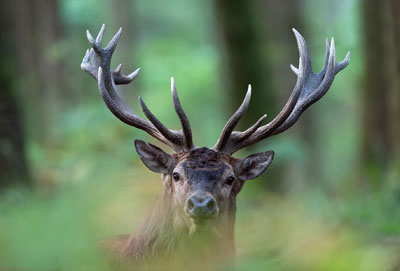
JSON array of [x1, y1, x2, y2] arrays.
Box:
[[0, 0, 400, 270]]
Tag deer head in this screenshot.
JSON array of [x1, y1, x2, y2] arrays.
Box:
[[81, 25, 349, 238]]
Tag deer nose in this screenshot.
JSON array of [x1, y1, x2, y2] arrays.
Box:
[[185, 193, 219, 219]]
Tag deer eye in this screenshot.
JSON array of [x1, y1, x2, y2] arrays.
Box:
[[226, 176, 235, 185], [173, 172, 180, 182]]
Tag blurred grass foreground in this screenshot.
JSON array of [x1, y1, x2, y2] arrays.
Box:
[[1, 0, 400, 270]]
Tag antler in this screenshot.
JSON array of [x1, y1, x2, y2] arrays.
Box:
[[81, 24, 194, 152], [213, 29, 350, 154]]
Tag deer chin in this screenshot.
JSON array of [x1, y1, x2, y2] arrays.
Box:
[[187, 217, 222, 236]]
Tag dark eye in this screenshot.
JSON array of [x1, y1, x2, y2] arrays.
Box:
[[226, 176, 235, 185], [173, 172, 180, 182]]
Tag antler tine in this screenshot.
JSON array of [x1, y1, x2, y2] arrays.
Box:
[[216, 29, 350, 154], [82, 24, 189, 152], [237, 114, 267, 141], [105, 27, 122, 52], [336, 51, 351, 73], [138, 96, 184, 148], [86, 30, 100, 53], [114, 65, 141, 85], [96, 24, 105, 45], [318, 38, 330, 76], [213, 85, 252, 151], [171, 78, 194, 151]]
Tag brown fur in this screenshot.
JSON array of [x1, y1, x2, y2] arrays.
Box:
[[184, 147, 226, 169]]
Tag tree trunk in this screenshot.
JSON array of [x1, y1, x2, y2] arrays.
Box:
[[111, 0, 138, 99], [213, 0, 275, 129], [361, 0, 400, 184], [0, 0, 32, 190], [11, 0, 63, 142]]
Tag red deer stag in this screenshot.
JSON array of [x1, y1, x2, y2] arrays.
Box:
[[81, 24, 350, 265]]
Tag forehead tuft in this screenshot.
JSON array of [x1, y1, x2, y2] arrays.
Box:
[[184, 147, 225, 169]]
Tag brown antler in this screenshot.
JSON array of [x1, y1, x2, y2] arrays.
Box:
[[213, 29, 350, 154], [81, 24, 194, 152]]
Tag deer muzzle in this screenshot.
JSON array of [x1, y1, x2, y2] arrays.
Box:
[[185, 192, 219, 220]]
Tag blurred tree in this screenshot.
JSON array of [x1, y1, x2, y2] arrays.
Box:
[[111, 0, 138, 100], [261, 0, 305, 101], [361, 0, 400, 184], [34, 0, 64, 107], [259, 0, 313, 191], [11, 0, 63, 141], [213, 0, 275, 129], [0, 0, 32, 189], [112, 0, 136, 43]]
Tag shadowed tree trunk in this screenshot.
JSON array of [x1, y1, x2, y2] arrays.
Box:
[[0, 0, 63, 190], [0, 85, 31, 190], [34, 0, 63, 104], [112, 0, 136, 43], [11, 0, 63, 142], [32, 0, 64, 139], [389, 0, 400, 164], [213, 0, 275, 129], [0, 0, 32, 190], [361, 0, 400, 184], [111, 0, 138, 99]]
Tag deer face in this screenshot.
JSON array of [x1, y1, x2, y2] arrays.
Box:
[[172, 148, 237, 226], [134, 140, 274, 230]]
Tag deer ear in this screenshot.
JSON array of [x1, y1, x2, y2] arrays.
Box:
[[134, 140, 175, 174], [237, 151, 274, 180]]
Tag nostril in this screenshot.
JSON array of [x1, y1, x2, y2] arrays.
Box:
[[206, 199, 215, 211]]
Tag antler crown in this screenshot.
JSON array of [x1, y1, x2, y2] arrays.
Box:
[[82, 25, 350, 155]]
